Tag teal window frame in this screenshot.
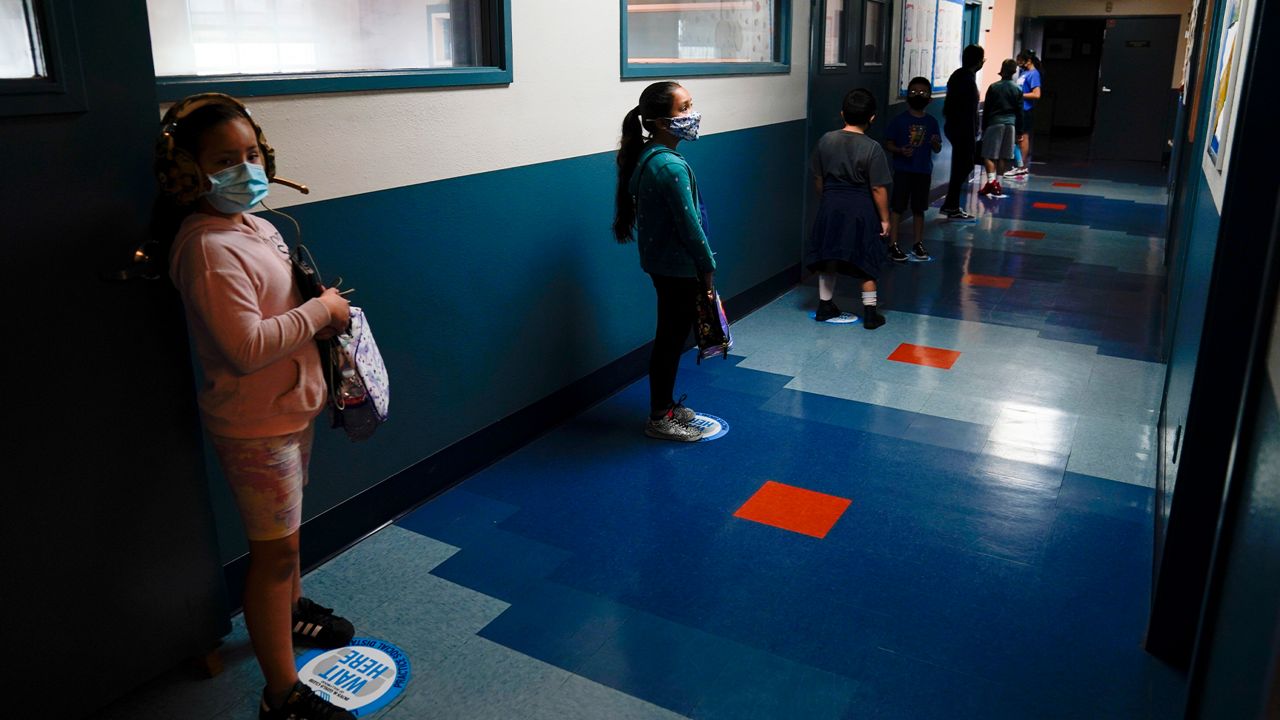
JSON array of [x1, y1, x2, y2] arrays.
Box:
[[0, 0, 87, 117], [620, 0, 791, 78], [153, 0, 512, 102]]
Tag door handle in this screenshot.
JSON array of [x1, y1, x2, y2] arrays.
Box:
[[1101, 86, 1113, 93]]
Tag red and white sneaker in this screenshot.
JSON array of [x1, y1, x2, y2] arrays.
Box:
[[992, 180, 1008, 198], [978, 181, 999, 197]]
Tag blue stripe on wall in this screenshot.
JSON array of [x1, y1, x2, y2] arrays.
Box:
[[208, 119, 808, 563]]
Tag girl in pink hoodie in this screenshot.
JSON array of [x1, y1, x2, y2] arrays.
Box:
[[158, 94, 356, 720]]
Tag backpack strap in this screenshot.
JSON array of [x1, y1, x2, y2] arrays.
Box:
[[635, 146, 698, 200]]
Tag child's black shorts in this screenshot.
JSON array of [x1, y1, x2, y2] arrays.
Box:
[[891, 171, 931, 214]]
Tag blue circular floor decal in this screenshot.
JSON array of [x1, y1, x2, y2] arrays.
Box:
[[808, 311, 861, 325], [296, 637, 411, 717], [690, 413, 730, 441]]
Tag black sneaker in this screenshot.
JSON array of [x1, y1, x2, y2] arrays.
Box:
[[293, 597, 354, 649], [260, 681, 355, 720], [888, 243, 908, 263], [863, 305, 886, 330], [815, 299, 841, 322], [942, 208, 977, 222], [911, 243, 929, 260]]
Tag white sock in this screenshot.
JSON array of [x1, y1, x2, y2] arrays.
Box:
[[818, 273, 836, 302], [862, 290, 877, 307], [987, 171, 997, 184]]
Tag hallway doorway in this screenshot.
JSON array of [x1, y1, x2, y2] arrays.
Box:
[[1028, 15, 1182, 164]]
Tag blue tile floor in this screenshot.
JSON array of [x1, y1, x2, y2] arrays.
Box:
[[100, 163, 1184, 719]]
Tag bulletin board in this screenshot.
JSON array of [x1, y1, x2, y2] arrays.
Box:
[[898, 0, 964, 95]]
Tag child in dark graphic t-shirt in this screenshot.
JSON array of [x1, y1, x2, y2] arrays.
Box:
[[885, 76, 942, 262]]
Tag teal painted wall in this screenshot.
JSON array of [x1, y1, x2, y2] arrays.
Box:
[[209, 120, 808, 562]]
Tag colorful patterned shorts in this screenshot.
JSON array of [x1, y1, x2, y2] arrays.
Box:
[[211, 427, 314, 542]]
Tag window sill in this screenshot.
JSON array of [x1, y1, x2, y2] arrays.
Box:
[[622, 61, 791, 79], [156, 67, 513, 102]]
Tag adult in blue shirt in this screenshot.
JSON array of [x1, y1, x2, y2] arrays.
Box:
[[1008, 49, 1042, 177], [940, 44, 985, 221]]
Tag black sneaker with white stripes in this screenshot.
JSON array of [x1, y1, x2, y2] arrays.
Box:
[[292, 597, 355, 649], [259, 681, 355, 720]]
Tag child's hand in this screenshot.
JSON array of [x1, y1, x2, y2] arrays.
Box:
[[931, 134, 942, 151], [318, 287, 351, 330], [880, 220, 890, 237]]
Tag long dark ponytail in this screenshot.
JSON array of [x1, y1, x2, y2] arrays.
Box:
[[1018, 48, 1041, 71], [612, 81, 681, 243]]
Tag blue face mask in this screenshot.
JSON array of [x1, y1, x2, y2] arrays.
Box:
[[203, 162, 270, 214], [665, 111, 702, 141]]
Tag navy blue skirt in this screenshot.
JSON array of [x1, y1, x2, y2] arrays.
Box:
[[804, 179, 886, 280]]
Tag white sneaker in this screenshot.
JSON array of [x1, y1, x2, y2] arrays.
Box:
[[1003, 167, 1029, 178]]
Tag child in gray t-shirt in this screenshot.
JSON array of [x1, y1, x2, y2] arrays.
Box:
[[806, 88, 893, 329]]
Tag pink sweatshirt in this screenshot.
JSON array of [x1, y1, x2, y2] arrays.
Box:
[[170, 212, 331, 439]]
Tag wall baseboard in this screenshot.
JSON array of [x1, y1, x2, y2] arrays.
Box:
[[222, 263, 800, 607]]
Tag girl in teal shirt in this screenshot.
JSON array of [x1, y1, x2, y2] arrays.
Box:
[[612, 81, 716, 442]]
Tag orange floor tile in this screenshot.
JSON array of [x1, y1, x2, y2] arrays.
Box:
[[733, 480, 852, 538], [1033, 202, 1068, 210], [964, 274, 1016, 289], [1005, 230, 1046, 239], [887, 342, 963, 369]]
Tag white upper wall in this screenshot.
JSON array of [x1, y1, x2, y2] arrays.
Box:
[[185, 1, 811, 208]]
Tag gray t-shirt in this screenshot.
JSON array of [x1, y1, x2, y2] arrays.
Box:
[[810, 130, 893, 187]]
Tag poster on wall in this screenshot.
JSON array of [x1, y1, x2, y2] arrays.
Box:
[[1181, 0, 1201, 103], [1202, 0, 1257, 210], [899, 0, 937, 94], [932, 0, 965, 90], [1207, 0, 1245, 163]]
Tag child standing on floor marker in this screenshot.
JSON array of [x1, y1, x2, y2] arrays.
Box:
[[885, 76, 942, 262], [156, 94, 357, 720], [806, 88, 893, 329], [613, 81, 718, 442]]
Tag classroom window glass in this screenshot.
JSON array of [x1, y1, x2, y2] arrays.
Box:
[[1, 0, 45, 79], [147, 0, 498, 77], [822, 0, 845, 66], [862, 0, 886, 68], [625, 0, 784, 66]]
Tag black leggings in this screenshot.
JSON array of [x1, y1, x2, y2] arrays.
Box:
[[943, 131, 975, 211], [649, 274, 701, 416]]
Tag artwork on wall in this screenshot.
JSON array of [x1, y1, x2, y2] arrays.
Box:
[[1207, 0, 1245, 164], [900, 0, 937, 93], [931, 0, 964, 89], [1202, 0, 1258, 210], [899, 0, 963, 95]]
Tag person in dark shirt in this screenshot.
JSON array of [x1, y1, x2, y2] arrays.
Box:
[[940, 44, 984, 221], [885, 76, 942, 262]]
